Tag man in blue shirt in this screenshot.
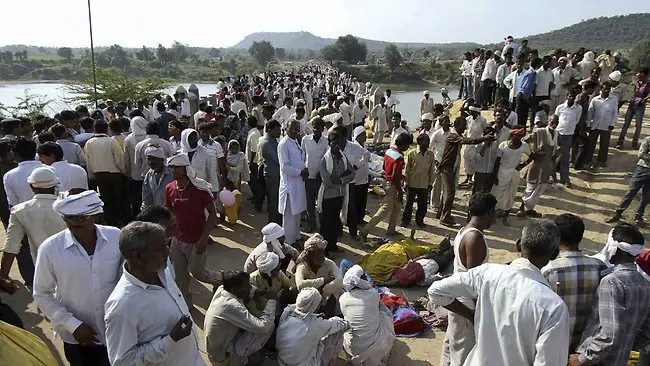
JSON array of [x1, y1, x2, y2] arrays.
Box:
[[513, 57, 540, 130]]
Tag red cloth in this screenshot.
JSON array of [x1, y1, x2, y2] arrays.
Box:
[[164, 181, 213, 243], [636, 250, 650, 275], [393, 262, 425, 287], [384, 147, 404, 186]]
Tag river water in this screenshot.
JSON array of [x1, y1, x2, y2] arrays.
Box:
[[0, 82, 457, 129]]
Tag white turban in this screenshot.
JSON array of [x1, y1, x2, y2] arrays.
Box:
[[469, 106, 481, 112], [294, 287, 322, 318], [595, 229, 645, 265], [27, 167, 58, 189], [261, 222, 286, 259], [256, 252, 280, 275], [180, 129, 198, 153], [343, 264, 371, 291], [323, 113, 343, 124], [609, 71, 622, 82], [353, 126, 366, 140], [145, 144, 165, 159], [53, 190, 104, 216], [440, 87, 448, 94], [423, 90, 429, 96], [304, 233, 327, 251], [166, 153, 213, 196], [421, 113, 434, 121]]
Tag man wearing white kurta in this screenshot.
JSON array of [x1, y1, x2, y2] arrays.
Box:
[[278, 120, 308, 246], [428, 219, 570, 366]]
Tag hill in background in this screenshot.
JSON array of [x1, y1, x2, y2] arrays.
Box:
[[230, 13, 650, 54]]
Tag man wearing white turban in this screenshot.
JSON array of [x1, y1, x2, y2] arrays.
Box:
[[340, 265, 395, 365], [165, 153, 221, 308], [249, 252, 296, 315], [141, 145, 173, 210], [276, 287, 349, 366], [33, 190, 121, 366], [205, 270, 277, 366], [243, 222, 299, 274], [571, 224, 650, 366], [420, 91, 435, 116], [123, 116, 149, 218], [180, 128, 220, 198], [0, 167, 66, 291]]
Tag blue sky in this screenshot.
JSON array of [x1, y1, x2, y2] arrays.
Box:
[[4, 0, 649, 47]]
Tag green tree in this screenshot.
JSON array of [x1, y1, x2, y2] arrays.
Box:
[[1, 89, 53, 119], [249, 41, 275, 66], [0, 51, 14, 64], [169, 41, 189, 63], [321, 44, 343, 61], [156, 44, 170, 64], [423, 50, 430, 58], [384, 44, 403, 71], [336, 35, 367, 64], [63, 68, 168, 105], [57, 47, 73, 62], [630, 40, 650, 72], [135, 46, 155, 61], [209, 48, 221, 58], [103, 45, 130, 68]]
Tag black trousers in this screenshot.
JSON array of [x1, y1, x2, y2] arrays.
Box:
[[265, 174, 282, 225], [440, 169, 456, 223], [128, 179, 143, 220], [514, 94, 531, 129], [320, 196, 343, 251], [402, 187, 428, 225], [63, 343, 110, 366], [254, 164, 266, 210], [586, 129, 612, 165], [473, 172, 495, 194], [16, 237, 34, 286], [480, 79, 496, 108], [347, 183, 368, 236], [94, 172, 127, 227]]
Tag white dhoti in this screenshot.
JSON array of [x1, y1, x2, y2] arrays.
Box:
[[283, 194, 301, 245], [439, 313, 476, 366], [212, 328, 273, 366], [319, 331, 345, 366], [463, 145, 477, 176], [491, 168, 520, 211], [522, 182, 548, 211]]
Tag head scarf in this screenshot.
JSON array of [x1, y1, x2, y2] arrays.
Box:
[[323, 113, 343, 124], [166, 153, 213, 196], [353, 126, 366, 140], [608, 71, 622, 82], [304, 233, 327, 251], [558, 56, 570, 63], [510, 128, 526, 137], [53, 190, 104, 216], [421, 113, 434, 121], [226, 140, 245, 168], [342, 265, 371, 291], [539, 100, 552, 108], [423, 90, 429, 96], [144, 144, 165, 159], [597, 228, 645, 264], [180, 128, 198, 153], [27, 167, 58, 189], [294, 287, 322, 319], [130, 116, 147, 137], [468, 106, 481, 113], [582, 51, 595, 63], [256, 252, 280, 276], [261, 222, 286, 259]]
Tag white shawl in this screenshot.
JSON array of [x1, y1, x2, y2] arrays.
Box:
[[316, 149, 350, 223]]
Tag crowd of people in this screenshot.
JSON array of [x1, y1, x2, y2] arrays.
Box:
[[0, 36, 648, 365]]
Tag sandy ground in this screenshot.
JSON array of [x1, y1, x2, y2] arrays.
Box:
[[1, 109, 649, 366]]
